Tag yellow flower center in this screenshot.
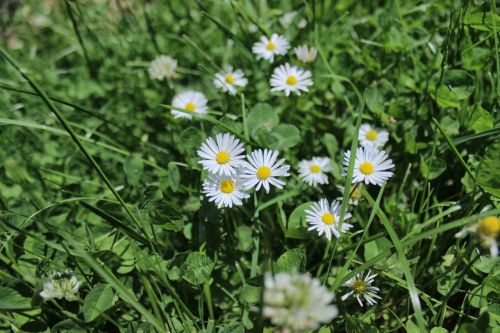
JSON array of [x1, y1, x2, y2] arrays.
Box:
[[256, 166, 271, 180], [286, 75, 298, 86], [220, 179, 235, 193], [266, 41, 276, 51], [478, 216, 500, 237], [225, 74, 234, 84], [215, 151, 230, 164], [360, 162, 374, 175], [352, 280, 367, 294], [309, 164, 321, 173], [321, 213, 335, 225], [366, 130, 378, 141], [185, 102, 196, 111]]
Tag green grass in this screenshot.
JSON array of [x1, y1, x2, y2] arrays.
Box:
[[0, 0, 499, 332]]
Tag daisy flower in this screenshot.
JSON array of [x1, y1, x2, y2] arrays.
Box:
[[171, 91, 208, 119], [358, 124, 389, 148], [240, 149, 290, 193], [213, 66, 248, 95], [341, 270, 381, 307], [148, 55, 178, 81], [305, 199, 353, 240], [197, 133, 245, 176], [455, 215, 499, 257], [40, 270, 81, 301], [343, 147, 395, 186], [336, 184, 364, 205], [263, 271, 338, 331], [202, 173, 250, 208], [295, 45, 317, 63], [252, 34, 290, 62], [270, 63, 313, 96], [298, 157, 331, 187]]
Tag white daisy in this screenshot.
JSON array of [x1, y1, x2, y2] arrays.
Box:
[[263, 271, 338, 331], [455, 215, 499, 257], [298, 157, 331, 187], [270, 63, 313, 96], [252, 34, 290, 63], [341, 270, 381, 307], [343, 147, 394, 186], [336, 184, 364, 206], [148, 55, 178, 81], [213, 66, 248, 95], [171, 91, 208, 119], [358, 124, 389, 148], [295, 45, 317, 63], [197, 133, 245, 176], [202, 173, 250, 208], [40, 270, 81, 301], [240, 149, 290, 193], [305, 199, 353, 240]]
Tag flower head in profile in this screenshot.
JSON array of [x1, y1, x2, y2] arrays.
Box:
[[336, 184, 364, 206], [456, 215, 499, 257], [298, 157, 331, 187], [40, 270, 81, 301], [341, 270, 381, 307], [263, 271, 338, 331], [359, 124, 389, 149], [197, 133, 246, 176], [241, 149, 290, 193], [148, 55, 178, 81], [213, 66, 248, 95], [171, 91, 207, 119], [305, 199, 353, 240], [202, 173, 250, 208], [343, 147, 394, 186], [252, 34, 290, 62], [295, 45, 317, 63], [270, 63, 313, 96]]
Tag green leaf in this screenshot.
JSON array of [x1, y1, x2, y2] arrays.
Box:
[[239, 284, 261, 304], [123, 154, 144, 186], [285, 202, 312, 239], [180, 252, 214, 285], [276, 248, 306, 272], [477, 141, 500, 198], [268, 124, 301, 150], [365, 83, 384, 114], [247, 103, 279, 140], [168, 162, 181, 192], [322, 133, 339, 157], [0, 286, 31, 310], [83, 284, 115, 322], [468, 106, 493, 133], [464, 10, 500, 31]]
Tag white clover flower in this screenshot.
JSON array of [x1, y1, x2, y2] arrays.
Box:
[[202, 173, 250, 208], [343, 147, 394, 186], [336, 184, 364, 206], [270, 63, 313, 96], [40, 270, 81, 301], [455, 216, 499, 257], [358, 124, 389, 149], [263, 271, 338, 331], [341, 270, 381, 307], [148, 55, 178, 81], [213, 66, 248, 95], [298, 157, 331, 187], [305, 199, 353, 240], [295, 45, 317, 63], [171, 91, 207, 119], [252, 34, 290, 63], [197, 133, 246, 176], [240, 149, 290, 193]]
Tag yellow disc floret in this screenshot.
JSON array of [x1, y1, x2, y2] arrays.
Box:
[[321, 213, 335, 225], [266, 41, 276, 51], [309, 165, 321, 173], [359, 162, 374, 175], [215, 151, 230, 164], [366, 130, 378, 141], [256, 166, 271, 180], [286, 75, 298, 86], [352, 280, 367, 294], [220, 179, 235, 193], [478, 216, 500, 237], [225, 74, 234, 84], [185, 102, 196, 111]]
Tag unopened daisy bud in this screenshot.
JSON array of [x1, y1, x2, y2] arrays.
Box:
[[270, 63, 313, 96], [305, 199, 353, 240], [336, 184, 363, 205], [213, 66, 248, 95], [298, 157, 331, 187], [40, 270, 81, 301], [294, 45, 317, 63], [263, 271, 338, 331], [148, 55, 178, 81], [343, 147, 395, 186], [171, 91, 207, 119], [358, 124, 389, 149], [252, 34, 290, 63], [341, 270, 381, 306]]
